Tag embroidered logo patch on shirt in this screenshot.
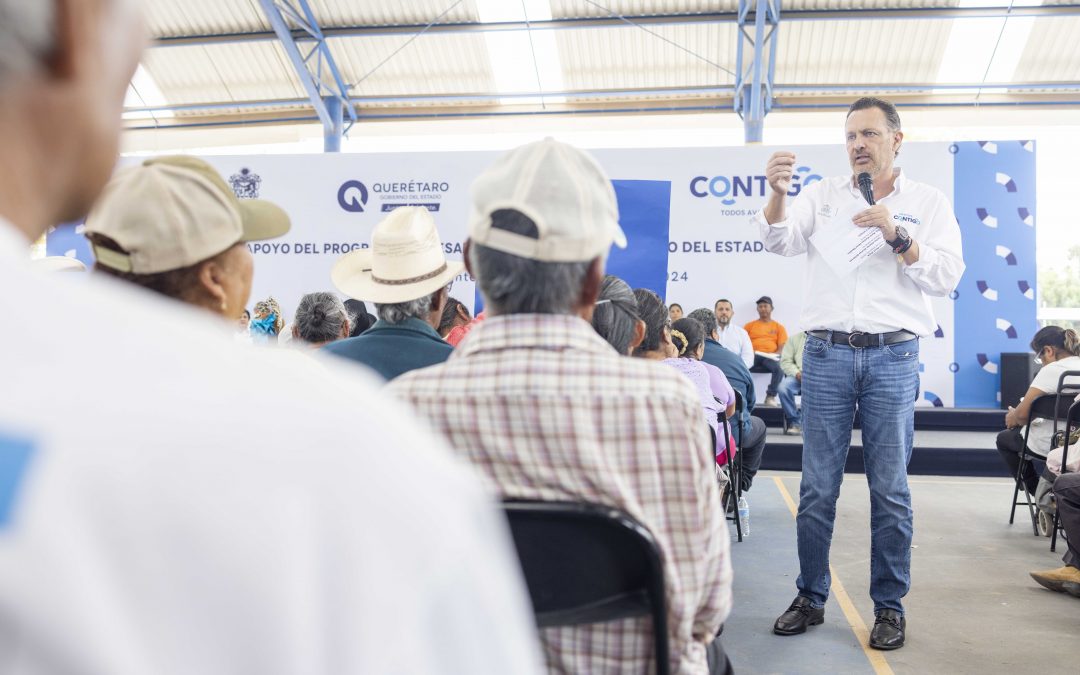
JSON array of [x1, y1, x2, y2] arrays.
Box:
[[0, 433, 35, 530], [893, 213, 921, 226], [818, 204, 836, 218]]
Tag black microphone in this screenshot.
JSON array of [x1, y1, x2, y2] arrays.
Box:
[[857, 172, 875, 205]]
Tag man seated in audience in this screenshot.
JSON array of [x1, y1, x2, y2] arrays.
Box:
[[292, 291, 350, 348], [690, 308, 768, 494], [779, 330, 807, 434], [324, 206, 461, 380], [1030, 472, 1080, 597], [713, 298, 754, 368], [0, 1, 543, 672], [85, 156, 290, 321], [391, 139, 733, 675], [744, 296, 787, 406]]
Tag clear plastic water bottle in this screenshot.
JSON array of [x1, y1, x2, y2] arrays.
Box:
[[737, 496, 750, 536]]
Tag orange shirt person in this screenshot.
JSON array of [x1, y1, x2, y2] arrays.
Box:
[[745, 296, 788, 354], [744, 296, 787, 405]]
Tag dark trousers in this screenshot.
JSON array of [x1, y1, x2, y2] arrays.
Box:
[[752, 355, 783, 397], [706, 634, 735, 675], [1055, 472, 1080, 568], [996, 427, 1043, 495], [738, 416, 767, 493]]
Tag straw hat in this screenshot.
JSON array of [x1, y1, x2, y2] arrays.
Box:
[[331, 206, 463, 304]]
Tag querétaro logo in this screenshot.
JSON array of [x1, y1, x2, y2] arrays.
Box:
[[338, 180, 369, 213], [690, 165, 823, 205], [229, 168, 261, 199]]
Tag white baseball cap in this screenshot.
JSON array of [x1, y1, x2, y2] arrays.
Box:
[[332, 206, 464, 304], [468, 138, 627, 263], [85, 156, 290, 274]]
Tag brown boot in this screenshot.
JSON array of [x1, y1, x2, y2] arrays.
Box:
[[1030, 565, 1080, 593]]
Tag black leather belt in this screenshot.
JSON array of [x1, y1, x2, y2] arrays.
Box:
[[807, 329, 917, 348]]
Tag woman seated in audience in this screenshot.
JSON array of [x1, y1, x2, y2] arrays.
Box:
[[84, 156, 289, 327], [590, 275, 644, 355], [998, 325, 1080, 495], [250, 297, 285, 344], [292, 292, 350, 349], [438, 297, 472, 341], [633, 289, 736, 462]]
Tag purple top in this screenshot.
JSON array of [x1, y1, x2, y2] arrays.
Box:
[[663, 358, 737, 459]]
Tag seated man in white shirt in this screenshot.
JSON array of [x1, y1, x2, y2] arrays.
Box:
[[713, 298, 754, 368], [0, 2, 542, 673]]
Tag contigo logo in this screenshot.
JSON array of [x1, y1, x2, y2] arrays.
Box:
[[690, 166, 823, 205]]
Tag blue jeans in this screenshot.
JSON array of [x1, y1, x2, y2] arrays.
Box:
[[778, 375, 801, 426], [795, 333, 919, 614]]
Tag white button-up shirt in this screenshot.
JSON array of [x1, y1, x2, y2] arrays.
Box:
[[753, 170, 965, 336], [716, 323, 755, 368]]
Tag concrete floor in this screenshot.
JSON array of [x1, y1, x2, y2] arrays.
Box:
[[723, 471, 1080, 674]]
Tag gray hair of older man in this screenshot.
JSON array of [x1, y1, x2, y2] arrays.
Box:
[[687, 308, 718, 338], [591, 275, 639, 355], [0, 1, 54, 86], [375, 291, 443, 324], [293, 292, 349, 344], [469, 209, 591, 315]]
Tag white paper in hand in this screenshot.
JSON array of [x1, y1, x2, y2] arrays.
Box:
[[809, 200, 888, 278]]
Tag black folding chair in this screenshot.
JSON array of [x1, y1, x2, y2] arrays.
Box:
[[502, 500, 670, 675], [1051, 398, 1080, 552], [1010, 393, 1076, 534]]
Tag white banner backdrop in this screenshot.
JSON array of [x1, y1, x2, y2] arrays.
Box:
[[187, 144, 958, 405]]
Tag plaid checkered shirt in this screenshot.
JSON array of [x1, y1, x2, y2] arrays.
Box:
[[390, 314, 732, 675]]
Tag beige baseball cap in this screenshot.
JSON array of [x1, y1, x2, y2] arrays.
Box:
[[468, 138, 627, 263], [85, 156, 290, 274]]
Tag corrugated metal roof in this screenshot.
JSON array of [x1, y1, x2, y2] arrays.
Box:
[[330, 33, 496, 98], [309, 0, 478, 26], [1012, 16, 1080, 83], [776, 19, 951, 87], [144, 0, 268, 38], [131, 0, 1080, 128]]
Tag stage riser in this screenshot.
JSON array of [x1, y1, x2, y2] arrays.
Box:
[[754, 407, 1005, 432], [761, 443, 1004, 477]]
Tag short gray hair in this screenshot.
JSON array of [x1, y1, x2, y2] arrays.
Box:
[[294, 292, 348, 344], [470, 209, 591, 315], [688, 308, 718, 338], [0, 1, 55, 86], [376, 292, 438, 324]]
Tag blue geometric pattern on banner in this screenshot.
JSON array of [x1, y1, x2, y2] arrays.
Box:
[[45, 220, 93, 268], [473, 180, 672, 314], [953, 140, 1038, 407], [0, 433, 35, 529]]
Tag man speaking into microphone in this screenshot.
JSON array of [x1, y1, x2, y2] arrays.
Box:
[[753, 97, 964, 650]]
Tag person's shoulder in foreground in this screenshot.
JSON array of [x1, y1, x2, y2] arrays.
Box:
[[0, 258, 543, 674]]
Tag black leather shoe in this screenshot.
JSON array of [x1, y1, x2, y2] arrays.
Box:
[[869, 609, 906, 650], [773, 596, 824, 635]]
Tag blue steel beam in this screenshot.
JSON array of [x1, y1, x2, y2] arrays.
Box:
[[122, 81, 1080, 115], [735, 0, 780, 143], [256, 0, 356, 151], [124, 97, 1080, 132], [153, 5, 1080, 47]]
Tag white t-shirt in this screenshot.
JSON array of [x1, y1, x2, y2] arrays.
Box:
[[0, 219, 543, 675], [1025, 355, 1080, 455]]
